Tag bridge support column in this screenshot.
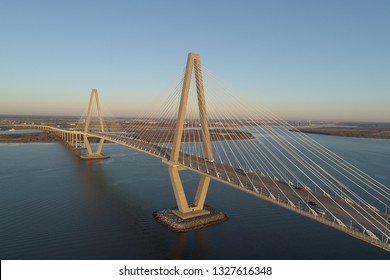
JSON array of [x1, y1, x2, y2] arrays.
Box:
[[169, 165, 210, 219], [71, 134, 75, 147], [73, 134, 86, 150], [73, 134, 77, 148], [79, 89, 109, 160], [153, 53, 227, 232], [155, 163, 227, 231], [168, 53, 214, 219], [80, 136, 109, 160]]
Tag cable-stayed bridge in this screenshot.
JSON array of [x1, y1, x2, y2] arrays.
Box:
[[7, 53, 390, 252]]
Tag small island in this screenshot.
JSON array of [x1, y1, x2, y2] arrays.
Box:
[[291, 123, 390, 139]]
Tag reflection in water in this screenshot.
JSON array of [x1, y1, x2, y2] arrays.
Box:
[[170, 230, 208, 259], [171, 232, 186, 259], [82, 161, 108, 191], [59, 143, 108, 191]]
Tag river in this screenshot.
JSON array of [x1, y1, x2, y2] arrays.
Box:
[[0, 132, 389, 259]]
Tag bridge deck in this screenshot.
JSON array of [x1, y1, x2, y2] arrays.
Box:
[[96, 132, 390, 251]]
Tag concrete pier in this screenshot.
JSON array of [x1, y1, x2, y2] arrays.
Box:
[[80, 153, 110, 160], [153, 205, 228, 232]]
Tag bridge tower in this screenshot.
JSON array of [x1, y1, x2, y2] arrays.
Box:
[[80, 89, 109, 160], [167, 53, 215, 219]]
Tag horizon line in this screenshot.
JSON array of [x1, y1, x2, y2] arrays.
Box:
[[1, 114, 389, 125]]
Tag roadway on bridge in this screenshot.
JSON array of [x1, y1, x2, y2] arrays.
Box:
[[97, 132, 389, 248]]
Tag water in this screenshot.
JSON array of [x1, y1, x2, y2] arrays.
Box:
[[0, 129, 43, 135], [0, 134, 389, 259]]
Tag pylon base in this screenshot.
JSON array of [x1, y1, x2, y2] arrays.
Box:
[[80, 153, 110, 160], [153, 205, 228, 232], [172, 209, 210, 219]]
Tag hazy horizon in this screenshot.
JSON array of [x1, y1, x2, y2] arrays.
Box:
[[1, 112, 389, 125], [1, 1, 389, 122]]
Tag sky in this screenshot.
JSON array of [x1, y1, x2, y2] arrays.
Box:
[[0, 0, 389, 122]]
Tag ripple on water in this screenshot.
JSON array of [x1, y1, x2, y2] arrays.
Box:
[[1, 142, 389, 259]]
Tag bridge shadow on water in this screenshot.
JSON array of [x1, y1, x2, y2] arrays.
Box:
[[47, 143, 389, 260], [57, 143, 213, 259]]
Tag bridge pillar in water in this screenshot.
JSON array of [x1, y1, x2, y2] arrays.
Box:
[[80, 89, 109, 160], [168, 164, 211, 219], [155, 53, 227, 230], [169, 53, 212, 219], [73, 133, 86, 150]]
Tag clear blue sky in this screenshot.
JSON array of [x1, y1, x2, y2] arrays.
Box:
[[1, 0, 389, 122]]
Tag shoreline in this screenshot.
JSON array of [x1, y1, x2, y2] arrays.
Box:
[[292, 126, 390, 139], [3, 126, 390, 143], [0, 129, 254, 143], [0, 132, 59, 143]]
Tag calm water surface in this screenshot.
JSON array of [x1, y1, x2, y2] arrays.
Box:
[[0, 134, 389, 259], [0, 129, 43, 135]]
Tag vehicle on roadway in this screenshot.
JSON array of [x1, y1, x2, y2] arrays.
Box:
[[315, 208, 326, 215], [236, 168, 248, 176], [308, 201, 317, 207]]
